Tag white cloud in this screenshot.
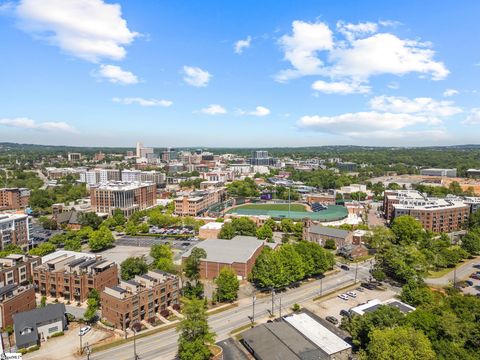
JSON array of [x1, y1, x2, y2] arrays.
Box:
[[248, 106, 271, 117], [112, 97, 172, 107], [369, 95, 462, 117], [96, 64, 138, 84], [15, 0, 138, 62], [298, 111, 439, 134], [275, 20, 333, 82], [183, 66, 211, 87], [0, 117, 76, 132], [336, 21, 378, 41], [199, 104, 227, 115], [443, 88, 459, 97], [463, 108, 480, 125], [234, 36, 251, 54], [276, 20, 448, 87], [329, 33, 449, 81], [387, 82, 400, 89], [312, 80, 370, 94]]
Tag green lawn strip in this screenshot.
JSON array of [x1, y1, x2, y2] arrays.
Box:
[[207, 302, 238, 315], [229, 322, 256, 336], [91, 321, 179, 353]]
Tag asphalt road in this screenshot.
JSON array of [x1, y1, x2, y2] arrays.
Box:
[[425, 256, 480, 286], [90, 263, 371, 360]]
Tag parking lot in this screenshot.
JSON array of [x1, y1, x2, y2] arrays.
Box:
[[461, 263, 480, 296], [149, 226, 195, 236], [96, 245, 153, 265], [30, 223, 64, 244], [308, 286, 399, 325]]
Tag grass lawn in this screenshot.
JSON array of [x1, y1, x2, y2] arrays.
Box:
[[428, 266, 459, 279], [233, 203, 307, 212]]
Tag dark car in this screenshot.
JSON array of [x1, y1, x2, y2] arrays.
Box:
[[465, 280, 474, 286], [339, 309, 350, 318], [473, 264, 480, 269], [361, 282, 376, 290], [326, 316, 339, 325], [340, 264, 350, 271]]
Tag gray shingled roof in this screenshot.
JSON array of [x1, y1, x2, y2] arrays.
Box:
[[308, 226, 350, 239], [182, 236, 264, 264], [13, 303, 66, 349]]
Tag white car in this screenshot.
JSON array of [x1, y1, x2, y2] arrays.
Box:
[[338, 294, 349, 300], [346, 291, 357, 298], [79, 326, 91, 336]]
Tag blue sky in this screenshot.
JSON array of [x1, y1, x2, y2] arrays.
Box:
[[0, 0, 479, 148]]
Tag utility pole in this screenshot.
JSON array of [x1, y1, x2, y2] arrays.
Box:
[[251, 291, 256, 325], [355, 261, 359, 283], [133, 328, 139, 360], [79, 327, 83, 355], [271, 289, 275, 316], [453, 266, 457, 287], [84, 343, 91, 360], [319, 276, 323, 297], [288, 187, 291, 218], [279, 297, 282, 319]]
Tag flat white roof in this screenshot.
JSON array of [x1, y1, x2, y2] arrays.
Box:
[[350, 299, 382, 315], [284, 313, 351, 355], [200, 222, 223, 230], [41, 250, 95, 263]]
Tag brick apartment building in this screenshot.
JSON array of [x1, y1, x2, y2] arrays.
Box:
[[0, 188, 30, 211], [90, 181, 156, 217], [33, 251, 118, 303], [384, 190, 471, 233], [174, 187, 226, 216], [0, 214, 31, 251], [181, 236, 270, 279], [0, 254, 41, 287], [0, 284, 36, 328], [101, 271, 179, 330]]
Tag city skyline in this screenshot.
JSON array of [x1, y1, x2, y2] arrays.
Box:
[[1, 0, 480, 147]]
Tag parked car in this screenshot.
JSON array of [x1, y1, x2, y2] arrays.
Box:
[[465, 280, 474, 286], [356, 287, 364, 292], [473, 264, 480, 269], [361, 282, 376, 290], [339, 309, 350, 317], [338, 294, 349, 300], [79, 326, 91, 336], [340, 264, 350, 271], [470, 273, 480, 280], [346, 291, 357, 298], [326, 316, 339, 325]]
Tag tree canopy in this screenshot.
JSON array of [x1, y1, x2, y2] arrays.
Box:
[[120, 256, 148, 281]]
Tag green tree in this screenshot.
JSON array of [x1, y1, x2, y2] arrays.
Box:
[[40, 296, 46, 307], [150, 244, 174, 272], [29, 242, 56, 256], [215, 267, 240, 302], [125, 221, 138, 236], [88, 226, 114, 251], [226, 178, 259, 197], [112, 208, 126, 226], [79, 212, 103, 230], [256, 224, 273, 241], [365, 326, 435, 360], [218, 222, 235, 240], [64, 237, 82, 251], [177, 298, 216, 360], [231, 217, 257, 236], [83, 298, 98, 323], [391, 215, 425, 244], [400, 281, 435, 307], [280, 218, 294, 233], [120, 256, 148, 280], [185, 248, 207, 283], [324, 239, 336, 249], [461, 229, 480, 255]]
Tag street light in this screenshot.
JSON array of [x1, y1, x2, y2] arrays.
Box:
[[133, 327, 139, 360], [251, 291, 256, 326]]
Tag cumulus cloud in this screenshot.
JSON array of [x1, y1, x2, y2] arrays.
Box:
[[463, 108, 480, 125], [275, 20, 333, 82], [369, 95, 462, 117], [298, 111, 439, 134], [443, 88, 459, 97], [234, 36, 251, 54], [336, 21, 378, 41], [276, 20, 448, 86], [96, 64, 138, 84], [199, 104, 227, 115], [112, 97, 172, 107], [312, 80, 370, 94], [237, 106, 271, 117], [0, 117, 76, 132], [15, 0, 138, 62], [183, 66, 211, 87]]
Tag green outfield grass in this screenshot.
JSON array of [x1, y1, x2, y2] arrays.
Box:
[[232, 203, 307, 211]]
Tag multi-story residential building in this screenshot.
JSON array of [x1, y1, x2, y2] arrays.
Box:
[[249, 150, 275, 166], [200, 170, 234, 183], [0, 214, 31, 250], [94, 152, 105, 162], [0, 254, 41, 287], [67, 153, 82, 162], [121, 169, 142, 183], [0, 284, 36, 328], [174, 187, 226, 216], [383, 190, 470, 233], [101, 271, 179, 330], [140, 171, 166, 186], [161, 148, 177, 162], [99, 169, 121, 183], [420, 168, 457, 177], [90, 181, 156, 217], [33, 251, 118, 303], [45, 167, 82, 180], [0, 188, 30, 211]]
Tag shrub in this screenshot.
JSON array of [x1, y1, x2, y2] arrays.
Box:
[[100, 319, 114, 328], [49, 331, 64, 338], [291, 303, 301, 312]]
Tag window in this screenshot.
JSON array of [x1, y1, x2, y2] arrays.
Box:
[[20, 327, 33, 335], [48, 326, 59, 334]]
